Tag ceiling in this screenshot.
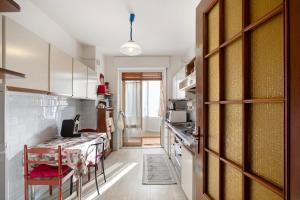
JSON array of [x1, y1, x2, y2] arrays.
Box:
[[30, 0, 201, 56]]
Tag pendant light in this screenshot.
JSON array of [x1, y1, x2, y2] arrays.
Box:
[[120, 13, 142, 56]]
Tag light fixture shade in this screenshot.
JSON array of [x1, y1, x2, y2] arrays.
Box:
[[120, 40, 142, 56]]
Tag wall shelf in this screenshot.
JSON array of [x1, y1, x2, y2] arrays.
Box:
[[6, 86, 96, 101], [0, 0, 20, 12], [0, 68, 25, 79]]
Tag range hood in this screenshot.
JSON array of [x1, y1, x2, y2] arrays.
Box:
[[0, 0, 20, 12], [0, 68, 25, 79]]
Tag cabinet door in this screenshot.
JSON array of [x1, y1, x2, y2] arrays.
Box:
[[169, 131, 175, 162], [73, 60, 87, 98], [87, 68, 97, 99], [164, 125, 169, 154], [49, 45, 72, 96], [176, 67, 186, 98], [181, 146, 194, 200], [5, 18, 49, 91]]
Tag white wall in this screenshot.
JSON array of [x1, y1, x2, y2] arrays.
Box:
[[104, 56, 183, 149], [104, 56, 182, 101], [3, 0, 83, 59], [4, 92, 96, 200], [5, 92, 80, 200]]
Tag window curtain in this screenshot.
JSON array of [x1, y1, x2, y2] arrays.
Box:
[[142, 80, 161, 132], [125, 81, 142, 129]]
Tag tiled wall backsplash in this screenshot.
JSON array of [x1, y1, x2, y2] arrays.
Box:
[[5, 92, 96, 200]]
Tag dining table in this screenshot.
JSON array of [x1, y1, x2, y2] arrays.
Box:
[[28, 131, 110, 200]]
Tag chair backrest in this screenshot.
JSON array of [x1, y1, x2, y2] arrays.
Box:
[[87, 138, 106, 164], [79, 128, 98, 133], [24, 145, 63, 177]]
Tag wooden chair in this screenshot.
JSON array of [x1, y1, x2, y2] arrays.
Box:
[[24, 145, 76, 200], [86, 140, 107, 195]]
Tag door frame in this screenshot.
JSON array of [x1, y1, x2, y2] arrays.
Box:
[[117, 67, 167, 148], [122, 79, 143, 147], [288, 0, 300, 199]]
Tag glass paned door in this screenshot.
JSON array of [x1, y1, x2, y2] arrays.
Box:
[[200, 0, 286, 199], [123, 80, 142, 146]]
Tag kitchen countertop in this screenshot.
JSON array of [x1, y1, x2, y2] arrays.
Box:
[[165, 121, 198, 154]]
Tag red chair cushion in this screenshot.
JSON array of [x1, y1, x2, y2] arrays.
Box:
[[29, 164, 71, 178]]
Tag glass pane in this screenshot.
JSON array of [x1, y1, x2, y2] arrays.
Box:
[[224, 39, 243, 100], [250, 103, 284, 188], [208, 104, 220, 153], [250, 14, 284, 99], [250, 0, 282, 23], [208, 53, 219, 101], [207, 154, 219, 199], [124, 80, 142, 146], [224, 165, 243, 200], [249, 180, 283, 200], [224, 0, 242, 40], [224, 104, 243, 165], [142, 81, 161, 117], [208, 3, 219, 52]]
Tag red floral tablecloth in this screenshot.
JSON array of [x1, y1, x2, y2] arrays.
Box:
[[30, 132, 110, 176]]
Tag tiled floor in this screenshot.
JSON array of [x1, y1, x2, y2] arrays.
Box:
[[142, 137, 161, 147], [41, 148, 187, 200]]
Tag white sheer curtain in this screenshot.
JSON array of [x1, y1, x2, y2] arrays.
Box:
[[142, 81, 161, 132], [125, 81, 142, 128]]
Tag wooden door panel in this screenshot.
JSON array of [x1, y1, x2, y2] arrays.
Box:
[[196, 0, 286, 199]]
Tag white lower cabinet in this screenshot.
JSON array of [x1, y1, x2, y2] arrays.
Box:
[[163, 124, 169, 155], [181, 145, 194, 200]]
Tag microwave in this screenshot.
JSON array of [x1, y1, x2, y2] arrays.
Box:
[[166, 110, 187, 123]]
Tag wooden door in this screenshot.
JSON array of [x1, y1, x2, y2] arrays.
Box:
[[196, 0, 287, 199]]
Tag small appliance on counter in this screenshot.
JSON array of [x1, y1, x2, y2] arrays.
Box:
[[61, 114, 81, 137], [166, 110, 187, 123], [167, 99, 188, 110]]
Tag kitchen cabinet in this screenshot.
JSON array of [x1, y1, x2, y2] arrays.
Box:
[[163, 123, 169, 155], [73, 60, 87, 98], [181, 145, 194, 200], [87, 67, 97, 99], [50, 45, 73, 96], [172, 67, 186, 99], [5, 17, 49, 91], [169, 129, 175, 162]]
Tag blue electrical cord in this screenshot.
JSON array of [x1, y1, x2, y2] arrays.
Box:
[[129, 13, 135, 41]]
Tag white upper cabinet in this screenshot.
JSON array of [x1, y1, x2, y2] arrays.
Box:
[[49, 45, 73, 96], [73, 60, 87, 98], [172, 67, 186, 99], [5, 18, 49, 91], [87, 68, 98, 99]]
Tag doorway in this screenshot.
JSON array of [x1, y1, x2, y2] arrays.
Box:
[[121, 72, 162, 147]]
